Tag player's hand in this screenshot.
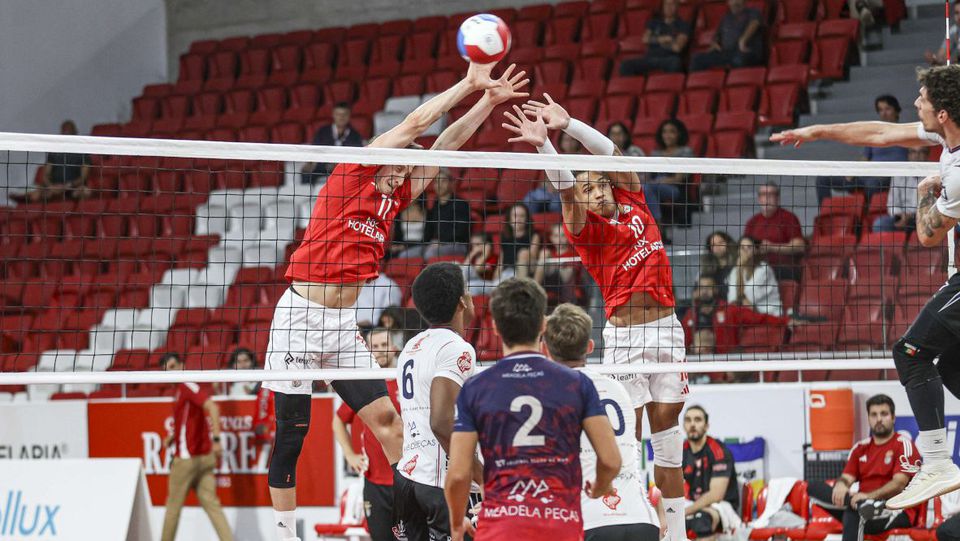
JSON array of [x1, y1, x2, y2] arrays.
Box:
[[465, 62, 500, 92], [849, 492, 868, 510], [212, 441, 223, 455], [831, 481, 849, 507], [451, 515, 476, 541], [770, 127, 818, 148], [485, 64, 530, 105], [503, 105, 548, 148], [522, 93, 571, 131], [345, 453, 368, 475], [585, 478, 615, 499], [918, 174, 943, 197]]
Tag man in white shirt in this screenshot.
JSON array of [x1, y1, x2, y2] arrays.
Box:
[[394, 262, 481, 540], [354, 273, 403, 328], [542, 303, 661, 541]]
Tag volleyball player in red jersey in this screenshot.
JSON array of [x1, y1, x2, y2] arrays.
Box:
[[504, 97, 690, 541], [262, 62, 528, 541]]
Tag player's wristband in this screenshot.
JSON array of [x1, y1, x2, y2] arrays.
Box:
[[563, 118, 616, 156], [536, 139, 576, 191]]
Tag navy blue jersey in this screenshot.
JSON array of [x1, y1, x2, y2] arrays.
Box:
[[454, 352, 605, 540]]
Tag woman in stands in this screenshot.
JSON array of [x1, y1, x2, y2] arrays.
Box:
[[726, 236, 783, 316], [700, 231, 736, 287], [499, 203, 541, 280]]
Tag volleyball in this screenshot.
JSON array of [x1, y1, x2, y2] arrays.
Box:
[[457, 14, 511, 64]]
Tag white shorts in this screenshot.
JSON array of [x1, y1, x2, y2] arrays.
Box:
[[262, 288, 375, 395], [601, 314, 688, 408]]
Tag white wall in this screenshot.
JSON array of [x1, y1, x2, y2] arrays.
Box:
[[0, 0, 168, 136]]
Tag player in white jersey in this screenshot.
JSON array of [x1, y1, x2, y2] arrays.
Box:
[[772, 65, 960, 509], [542, 303, 660, 541], [394, 263, 481, 541]]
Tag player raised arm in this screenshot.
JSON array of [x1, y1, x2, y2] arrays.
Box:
[[445, 430, 479, 541], [523, 93, 643, 192], [770, 121, 934, 149], [503, 106, 590, 236], [582, 415, 621, 499]]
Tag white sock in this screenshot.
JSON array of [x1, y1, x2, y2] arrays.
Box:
[[274, 509, 298, 541], [916, 429, 952, 464], [663, 496, 686, 541]]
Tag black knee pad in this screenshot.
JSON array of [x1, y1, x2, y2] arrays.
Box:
[[268, 393, 311, 489], [892, 338, 939, 388], [687, 511, 715, 537]]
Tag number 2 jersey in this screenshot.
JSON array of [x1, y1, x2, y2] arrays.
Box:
[[563, 186, 675, 318], [580, 370, 659, 532], [454, 353, 606, 541], [285, 162, 412, 284], [396, 328, 478, 487]]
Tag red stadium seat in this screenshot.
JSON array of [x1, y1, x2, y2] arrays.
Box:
[[606, 76, 645, 96], [637, 93, 677, 119], [582, 13, 618, 41], [345, 23, 379, 41], [809, 37, 850, 80], [572, 57, 611, 81], [739, 326, 787, 353], [534, 60, 570, 85], [513, 20, 544, 48], [645, 73, 685, 93], [685, 70, 726, 91], [581, 39, 618, 59], [590, 0, 625, 13], [770, 40, 811, 66], [799, 279, 848, 321], [759, 83, 801, 127], [837, 303, 887, 350], [725, 67, 767, 88], [598, 95, 637, 123], [404, 31, 438, 61], [555, 1, 590, 18], [706, 132, 747, 158], [718, 85, 760, 113], [678, 89, 717, 115], [813, 214, 857, 239], [818, 18, 859, 43], [821, 194, 866, 220], [696, 2, 730, 30], [379, 20, 412, 36], [767, 64, 809, 88], [370, 35, 405, 64], [545, 17, 582, 44], [568, 80, 606, 99], [617, 9, 653, 37], [517, 4, 553, 21], [207, 51, 237, 80], [392, 74, 424, 97]]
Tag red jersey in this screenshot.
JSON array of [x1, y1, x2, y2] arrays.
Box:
[[743, 208, 803, 269], [336, 380, 401, 486], [286, 163, 412, 284], [171, 382, 213, 458], [563, 186, 674, 318], [253, 385, 275, 443], [681, 301, 788, 354], [843, 434, 922, 523]]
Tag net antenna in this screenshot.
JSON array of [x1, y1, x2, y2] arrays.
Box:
[[949, 0, 957, 277]]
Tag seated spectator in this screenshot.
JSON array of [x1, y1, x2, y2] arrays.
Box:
[[744, 181, 806, 281], [874, 146, 927, 233], [21, 120, 91, 203], [683, 405, 741, 538], [376, 306, 424, 347], [227, 347, 259, 397], [422, 169, 472, 259], [463, 232, 508, 296], [727, 236, 782, 316], [807, 394, 920, 541], [522, 181, 562, 214], [848, 0, 882, 43], [607, 122, 645, 157], [356, 273, 403, 328], [300, 102, 364, 184], [681, 275, 791, 354], [558, 131, 583, 155], [500, 203, 541, 280], [701, 231, 736, 287], [619, 0, 691, 76], [648, 119, 695, 227], [925, 2, 960, 65], [533, 223, 580, 306], [690, 329, 717, 355], [391, 201, 427, 258], [816, 96, 908, 204], [690, 0, 763, 72]]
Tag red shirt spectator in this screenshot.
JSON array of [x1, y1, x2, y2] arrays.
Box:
[[171, 382, 216, 458], [336, 380, 400, 486], [744, 182, 805, 280], [844, 434, 922, 523], [681, 275, 788, 354]]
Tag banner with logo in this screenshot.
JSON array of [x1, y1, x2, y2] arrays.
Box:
[[0, 458, 151, 540], [0, 401, 87, 461], [87, 396, 336, 507]]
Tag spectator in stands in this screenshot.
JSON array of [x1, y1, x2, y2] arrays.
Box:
[[619, 0, 691, 76], [558, 131, 583, 155], [607, 122, 645, 157], [391, 200, 427, 257], [463, 232, 507, 295], [690, 329, 717, 355], [649, 119, 695, 227], [356, 274, 403, 328], [681, 275, 791, 354], [874, 146, 927, 233], [925, 2, 960, 65], [523, 180, 562, 214], [815, 96, 908, 204], [332, 327, 400, 541], [848, 0, 883, 42], [701, 231, 737, 286], [533, 223, 580, 306], [422, 168, 472, 259], [22, 120, 91, 203], [227, 347, 258, 397], [300, 102, 364, 184], [500, 203, 541, 280], [807, 394, 919, 541], [377, 306, 409, 348], [682, 405, 740, 538], [159, 352, 233, 541], [744, 181, 806, 281], [726, 236, 783, 316], [689, 0, 764, 71]]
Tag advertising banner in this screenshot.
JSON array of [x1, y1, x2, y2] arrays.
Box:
[[0, 401, 87, 461], [87, 396, 336, 507]]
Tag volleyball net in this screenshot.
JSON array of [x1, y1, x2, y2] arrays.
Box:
[[0, 132, 943, 393]]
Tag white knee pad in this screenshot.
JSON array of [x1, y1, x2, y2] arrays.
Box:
[[650, 426, 683, 468]]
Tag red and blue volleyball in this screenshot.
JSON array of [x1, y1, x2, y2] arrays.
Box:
[[456, 14, 512, 64]]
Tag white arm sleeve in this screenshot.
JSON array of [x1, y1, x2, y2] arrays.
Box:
[[563, 118, 616, 156], [536, 138, 576, 190], [936, 165, 960, 219]]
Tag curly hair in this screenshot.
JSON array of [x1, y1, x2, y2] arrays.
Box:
[[655, 118, 689, 149], [918, 65, 960, 124]]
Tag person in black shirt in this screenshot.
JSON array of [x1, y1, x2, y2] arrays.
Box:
[[24, 120, 91, 203], [690, 0, 764, 71], [300, 102, 365, 184], [422, 169, 472, 259], [620, 0, 691, 75], [682, 405, 739, 538]]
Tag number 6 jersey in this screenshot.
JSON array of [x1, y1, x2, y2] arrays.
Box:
[[396, 327, 477, 487]]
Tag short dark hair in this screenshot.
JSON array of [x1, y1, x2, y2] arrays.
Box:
[[412, 263, 466, 325], [333, 102, 351, 111], [866, 394, 895, 416], [686, 404, 709, 423], [229, 347, 256, 369], [490, 278, 547, 347], [875, 94, 901, 114], [544, 303, 593, 362], [655, 118, 689, 149], [160, 352, 181, 368], [918, 65, 960, 124]]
